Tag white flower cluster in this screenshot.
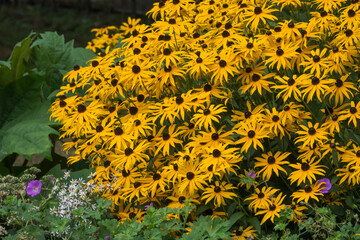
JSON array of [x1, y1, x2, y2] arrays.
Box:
[[49, 171, 97, 238], [0, 225, 7, 236]]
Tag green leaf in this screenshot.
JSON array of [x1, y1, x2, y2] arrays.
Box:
[[9, 33, 35, 80], [71, 48, 97, 67], [45, 164, 64, 178], [69, 168, 92, 179], [228, 212, 244, 228], [0, 33, 34, 89], [0, 64, 13, 89], [0, 100, 57, 161], [248, 217, 261, 234], [329, 205, 346, 216], [0, 73, 59, 162]]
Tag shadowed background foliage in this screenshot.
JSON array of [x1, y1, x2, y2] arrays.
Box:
[[0, 0, 154, 60]]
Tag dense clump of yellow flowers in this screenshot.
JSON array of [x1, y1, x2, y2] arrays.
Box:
[[51, 0, 360, 237]]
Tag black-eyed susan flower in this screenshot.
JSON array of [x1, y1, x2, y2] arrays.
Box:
[[256, 192, 286, 225], [339, 101, 360, 127], [231, 226, 258, 240], [295, 122, 328, 147], [291, 182, 324, 203], [192, 104, 227, 131], [264, 41, 299, 70], [154, 125, 183, 156], [201, 181, 237, 207], [255, 151, 290, 181], [243, 3, 278, 32], [288, 158, 326, 186], [245, 186, 279, 211], [235, 122, 268, 153]]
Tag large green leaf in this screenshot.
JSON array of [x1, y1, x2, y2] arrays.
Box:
[[0, 100, 58, 161], [9, 33, 35, 81], [31, 31, 74, 73], [71, 47, 97, 67], [0, 33, 34, 89], [0, 74, 58, 162]]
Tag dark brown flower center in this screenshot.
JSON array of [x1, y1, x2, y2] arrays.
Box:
[[252, 74, 261, 82], [301, 162, 310, 171], [211, 133, 219, 140], [313, 55, 320, 62], [132, 65, 140, 73], [129, 106, 138, 115], [305, 186, 312, 193], [60, 101, 67, 107], [77, 104, 86, 113], [312, 77, 320, 85], [348, 9, 356, 17], [248, 130, 255, 138], [178, 196, 185, 203], [204, 84, 212, 92], [258, 192, 265, 198], [163, 48, 171, 55], [214, 186, 221, 193], [173, 163, 178, 171], [203, 109, 211, 115], [125, 147, 133, 156], [122, 169, 130, 177], [162, 133, 170, 141], [345, 29, 353, 37], [153, 173, 161, 181], [272, 115, 279, 122], [92, 61, 99, 67], [213, 149, 221, 157], [254, 7, 262, 14], [350, 107, 357, 114], [129, 212, 136, 219], [267, 156, 276, 164], [176, 96, 184, 105], [96, 126, 104, 132], [219, 60, 227, 67], [335, 79, 343, 87], [186, 172, 195, 180], [104, 161, 110, 168], [114, 127, 124, 136], [276, 49, 284, 56]]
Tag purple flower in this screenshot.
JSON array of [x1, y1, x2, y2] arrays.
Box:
[[248, 171, 256, 178], [106, 235, 110, 240], [317, 178, 332, 194], [145, 202, 153, 211], [26, 180, 42, 197]]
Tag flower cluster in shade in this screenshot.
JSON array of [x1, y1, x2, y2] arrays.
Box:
[[50, 0, 360, 237], [49, 174, 97, 238]]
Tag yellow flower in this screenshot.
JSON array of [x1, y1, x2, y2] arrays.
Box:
[[245, 186, 279, 211], [288, 158, 326, 186], [255, 151, 290, 181], [256, 192, 286, 225], [192, 104, 227, 131], [291, 182, 324, 203], [295, 122, 328, 148], [235, 121, 268, 153], [201, 181, 237, 207]]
